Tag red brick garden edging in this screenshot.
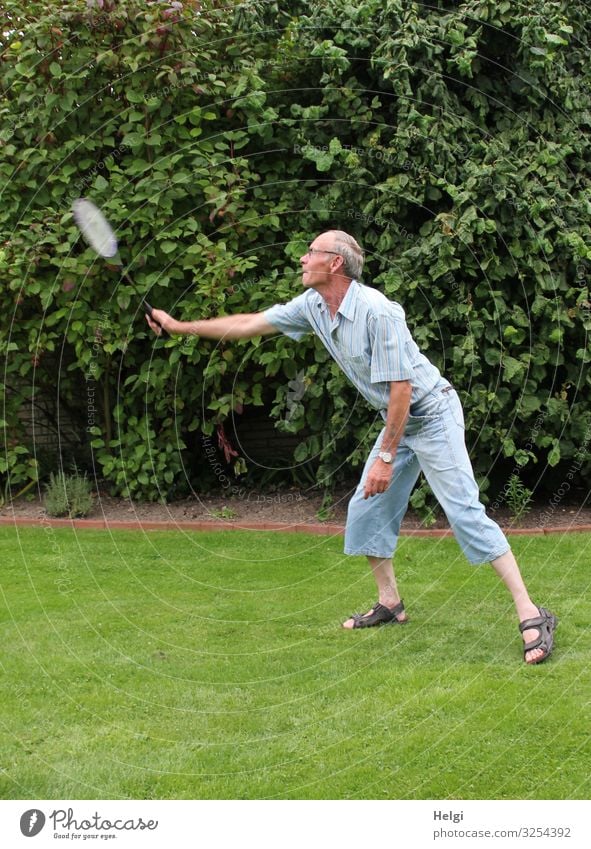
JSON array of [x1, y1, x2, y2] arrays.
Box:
[[1, 515, 591, 536]]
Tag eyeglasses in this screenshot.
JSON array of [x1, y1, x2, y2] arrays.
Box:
[[305, 248, 342, 257]]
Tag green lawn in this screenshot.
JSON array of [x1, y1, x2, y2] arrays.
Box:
[[1, 526, 589, 800]]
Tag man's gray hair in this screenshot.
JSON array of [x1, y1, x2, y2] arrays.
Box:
[[325, 230, 364, 280]]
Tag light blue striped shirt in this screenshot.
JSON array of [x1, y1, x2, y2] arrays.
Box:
[[264, 280, 442, 412]]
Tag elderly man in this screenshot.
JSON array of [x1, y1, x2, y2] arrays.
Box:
[[146, 230, 557, 664]]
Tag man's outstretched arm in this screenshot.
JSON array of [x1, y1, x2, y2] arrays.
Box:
[[146, 309, 277, 339]]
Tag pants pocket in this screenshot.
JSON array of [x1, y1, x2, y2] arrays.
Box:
[[446, 390, 465, 429]]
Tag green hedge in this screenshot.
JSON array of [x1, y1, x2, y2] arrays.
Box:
[[1, 0, 590, 504]]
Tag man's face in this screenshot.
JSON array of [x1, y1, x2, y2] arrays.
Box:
[[300, 235, 342, 288]]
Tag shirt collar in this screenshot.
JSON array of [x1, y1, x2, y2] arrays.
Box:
[[337, 279, 360, 321], [315, 279, 360, 319]]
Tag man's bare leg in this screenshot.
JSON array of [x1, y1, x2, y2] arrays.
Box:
[[490, 550, 547, 663], [343, 552, 549, 662], [342, 556, 408, 629]]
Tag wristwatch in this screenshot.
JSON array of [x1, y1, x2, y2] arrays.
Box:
[[378, 451, 394, 464]]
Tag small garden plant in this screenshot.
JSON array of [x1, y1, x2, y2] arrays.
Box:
[[505, 473, 533, 523], [44, 469, 94, 519]]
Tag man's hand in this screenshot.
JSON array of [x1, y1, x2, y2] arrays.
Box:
[[363, 458, 394, 499], [145, 308, 178, 336]]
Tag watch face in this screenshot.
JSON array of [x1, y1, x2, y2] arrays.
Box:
[[379, 451, 393, 463]]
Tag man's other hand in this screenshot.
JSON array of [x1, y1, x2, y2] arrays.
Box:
[[363, 458, 394, 498]]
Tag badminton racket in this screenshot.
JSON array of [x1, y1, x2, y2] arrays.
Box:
[[72, 198, 166, 334]]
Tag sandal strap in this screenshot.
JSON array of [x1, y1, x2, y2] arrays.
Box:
[[378, 600, 405, 618], [519, 607, 556, 634], [519, 607, 558, 661], [519, 614, 546, 634], [352, 599, 405, 628], [523, 636, 545, 653]]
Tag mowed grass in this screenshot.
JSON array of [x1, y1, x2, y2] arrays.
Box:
[[0, 526, 590, 800]]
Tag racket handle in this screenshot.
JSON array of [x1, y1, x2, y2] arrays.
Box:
[[143, 301, 169, 337], [120, 273, 167, 337]]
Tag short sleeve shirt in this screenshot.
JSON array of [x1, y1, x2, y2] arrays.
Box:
[[263, 280, 442, 411]]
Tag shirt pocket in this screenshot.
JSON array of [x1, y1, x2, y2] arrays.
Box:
[[338, 343, 368, 368], [338, 336, 366, 356], [341, 353, 366, 368]]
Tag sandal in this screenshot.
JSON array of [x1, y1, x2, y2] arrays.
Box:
[[346, 599, 407, 629], [519, 607, 558, 664]]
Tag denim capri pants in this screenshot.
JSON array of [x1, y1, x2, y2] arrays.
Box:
[[344, 382, 510, 564]]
